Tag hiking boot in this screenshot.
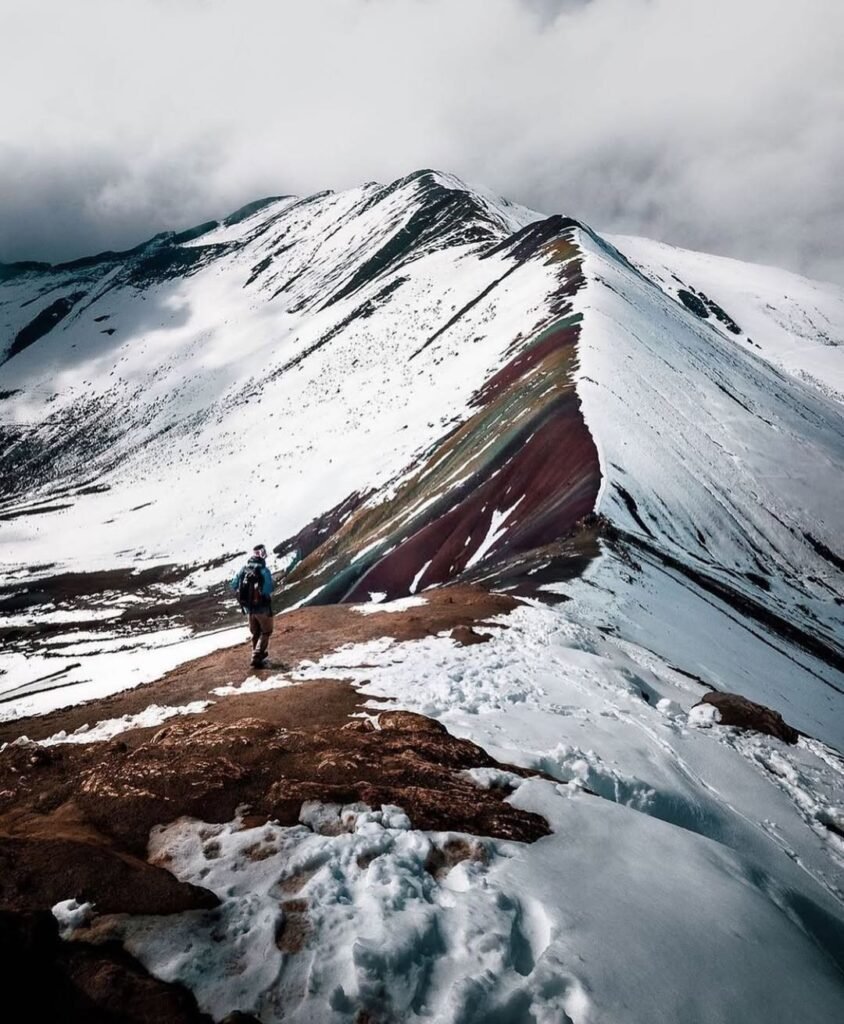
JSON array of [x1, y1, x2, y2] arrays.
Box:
[[251, 652, 268, 669]]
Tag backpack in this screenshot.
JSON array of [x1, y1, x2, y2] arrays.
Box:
[[238, 564, 265, 611]]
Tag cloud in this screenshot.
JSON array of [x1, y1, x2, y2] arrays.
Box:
[[522, 0, 594, 26], [1, 0, 842, 282]]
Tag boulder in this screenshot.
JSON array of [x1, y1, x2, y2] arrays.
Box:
[[697, 691, 799, 744]]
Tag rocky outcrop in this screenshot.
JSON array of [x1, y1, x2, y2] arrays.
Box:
[[0, 832, 218, 917], [1, 707, 549, 861], [697, 691, 800, 744]]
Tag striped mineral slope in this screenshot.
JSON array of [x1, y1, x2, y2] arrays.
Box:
[[275, 219, 601, 605]]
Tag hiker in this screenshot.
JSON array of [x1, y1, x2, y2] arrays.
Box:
[[231, 544, 275, 668]]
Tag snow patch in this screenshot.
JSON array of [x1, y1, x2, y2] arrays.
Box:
[[352, 595, 427, 615], [52, 898, 94, 939], [42, 700, 213, 745], [211, 674, 297, 697], [120, 806, 577, 1024], [688, 702, 721, 729]]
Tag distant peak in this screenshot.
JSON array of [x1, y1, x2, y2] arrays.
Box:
[[222, 196, 291, 228]]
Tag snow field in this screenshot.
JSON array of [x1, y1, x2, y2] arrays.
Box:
[[281, 599, 844, 1021], [296, 601, 844, 889], [117, 801, 584, 1024], [559, 549, 843, 750], [571, 225, 844, 746], [576, 229, 844, 597], [609, 233, 844, 403], [96, 594, 844, 1023]]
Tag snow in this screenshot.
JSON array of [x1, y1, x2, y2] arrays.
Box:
[[211, 674, 297, 697], [118, 806, 559, 1023], [299, 602, 843, 1012], [572, 225, 844, 747], [352, 595, 427, 615], [562, 550, 843, 750], [409, 560, 432, 594], [0, 624, 243, 722], [52, 898, 94, 939], [0, 607, 124, 626], [40, 700, 213, 745], [463, 496, 523, 569], [609, 233, 844, 403], [687, 702, 721, 728], [100, 595, 844, 1022]]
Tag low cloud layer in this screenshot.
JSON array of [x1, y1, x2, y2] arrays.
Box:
[[2, 0, 842, 282]]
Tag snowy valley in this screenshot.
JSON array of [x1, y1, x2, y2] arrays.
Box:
[[1, 171, 843, 1023]]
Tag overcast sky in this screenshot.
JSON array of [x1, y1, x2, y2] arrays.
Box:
[[2, 0, 843, 282]]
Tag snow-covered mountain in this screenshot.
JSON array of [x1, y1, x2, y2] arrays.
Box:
[[1, 169, 841, 739], [1, 171, 843, 1023]]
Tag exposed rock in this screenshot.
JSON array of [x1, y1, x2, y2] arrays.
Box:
[[0, 909, 213, 1023], [449, 625, 492, 646], [677, 287, 709, 319], [267, 229, 600, 607], [698, 691, 799, 744], [376, 710, 446, 733], [6, 291, 87, 363], [0, 832, 218, 916], [65, 709, 549, 852]]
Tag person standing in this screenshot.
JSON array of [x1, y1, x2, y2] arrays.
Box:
[[231, 543, 275, 668]]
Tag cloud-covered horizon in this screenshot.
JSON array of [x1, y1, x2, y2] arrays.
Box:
[[2, 0, 843, 282]]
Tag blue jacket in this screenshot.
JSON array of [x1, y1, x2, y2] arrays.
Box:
[[231, 556, 274, 611]]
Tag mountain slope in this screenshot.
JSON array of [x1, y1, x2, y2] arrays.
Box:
[[609, 232, 844, 403], [570, 227, 844, 745], [0, 171, 545, 570]]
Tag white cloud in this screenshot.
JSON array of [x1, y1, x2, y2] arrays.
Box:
[[1, 0, 842, 281]]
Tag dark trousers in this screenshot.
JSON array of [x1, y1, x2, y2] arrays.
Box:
[[248, 611, 274, 655]]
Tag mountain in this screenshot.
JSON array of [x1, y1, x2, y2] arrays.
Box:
[[1, 169, 841, 740], [1, 171, 843, 1023]]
